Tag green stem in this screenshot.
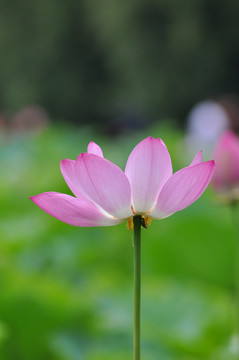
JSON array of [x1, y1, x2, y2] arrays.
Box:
[[133, 216, 141, 360], [230, 202, 239, 340]]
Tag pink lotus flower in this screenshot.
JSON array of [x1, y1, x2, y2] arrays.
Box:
[[30, 137, 215, 227], [212, 131, 239, 195]]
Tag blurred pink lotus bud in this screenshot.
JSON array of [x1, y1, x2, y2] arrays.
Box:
[[212, 130, 239, 200]]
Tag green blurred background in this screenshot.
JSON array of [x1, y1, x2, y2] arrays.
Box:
[[0, 1, 239, 359]]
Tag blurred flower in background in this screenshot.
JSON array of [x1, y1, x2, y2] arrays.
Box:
[[185, 95, 239, 161], [212, 130, 239, 203], [0, 105, 49, 146], [11, 105, 49, 136], [186, 100, 229, 158]]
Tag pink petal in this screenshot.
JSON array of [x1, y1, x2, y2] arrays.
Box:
[[75, 154, 132, 218], [30, 192, 123, 226], [151, 160, 215, 219], [87, 141, 104, 157], [60, 142, 103, 197], [125, 137, 172, 214], [190, 150, 203, 166], [61, 159, 87, 198]]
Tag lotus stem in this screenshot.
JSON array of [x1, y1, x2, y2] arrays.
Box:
[[133, 215, 141, 360]]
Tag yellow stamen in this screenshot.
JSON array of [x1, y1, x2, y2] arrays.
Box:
[[127, 216, 152, 230], [141, 216, 152, 229], [127, 217, 134, 231], [145, 216, 152, 227]]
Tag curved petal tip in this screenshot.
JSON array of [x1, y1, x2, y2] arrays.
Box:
[[87, 141, 104, 157], [190, 150, 203, 166]]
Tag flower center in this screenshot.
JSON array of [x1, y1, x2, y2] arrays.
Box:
[[127, 216, 152, 231]]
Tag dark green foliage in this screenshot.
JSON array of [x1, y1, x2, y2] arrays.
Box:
[[0, 1, 238, 124]]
